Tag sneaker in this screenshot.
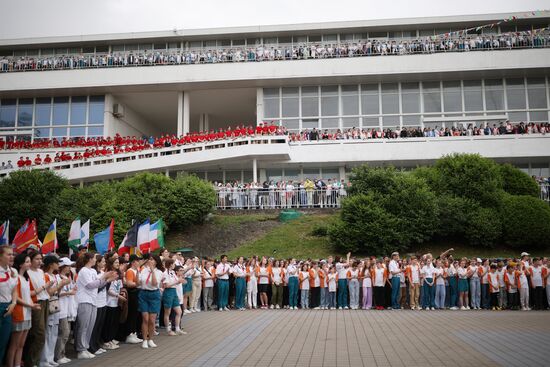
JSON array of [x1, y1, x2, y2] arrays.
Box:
[[344, 306, 349, 310], [167, 330, 177, 336], [338, 307, 343, 310], [191, 308, 196, 313], [57, 357, 71, 364], [270, 305, 274, 309], [49, 362, 60, 366], [78, 352, 94, 360], [176, 329, 187, 335], [184, 309, 192, 314], [224, 307, 230, 311], [431, 307, 435, 311], [142, 341, 149, 349], [196, 308, 201, 312], [112, 340, 120, 345], [276, 305, 280, 309], [125, 333, 141, 344], [153, 330, 159, 336], [148, 340, 157, 348], [219, 308, 223, 312], [94, 349, 105, 355], [461, 306, 466, 310]]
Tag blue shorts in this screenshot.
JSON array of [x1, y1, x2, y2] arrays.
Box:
[[184, 277, 193, 294], [138, 289, 161, 314], [162, 288, 180, 309]]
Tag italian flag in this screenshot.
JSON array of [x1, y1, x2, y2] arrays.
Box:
[[68, 218, 81, 253], [149, 219, 165, 252]]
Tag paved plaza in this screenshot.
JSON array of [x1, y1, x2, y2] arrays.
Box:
[[68, 309, 550, 367]]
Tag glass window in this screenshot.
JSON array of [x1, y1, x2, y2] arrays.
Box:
[[52, 97, 69, 125], [362, 117, 379, 127], [281, 119, 299, 130], [34, 128, 50, 138], [342, 86, 359, 116], [35, 97, 51, 126], [309, 35, 321, 42], [423, 82, 441, 113], [301, 97, 319, 117], [293, 36, 307, 44], [301, 86, 318, 97], [112, 45, 125, 52], [303, 169, 320, 180], [88, 96, 105, 124], [485, 89, 504, 110], [139, 43, 153, 51], [508, 111, 527, 122], [507, 88, 526, 109], [381, 85, 399, 114], [529, 111, 548, 122], [87, 126, 103, 136], [263, 88, 279, 98], [321, 86, 338, 95], [263, 37, 277, 45], [527, 78, 547, 109], [321, 168, 339, 180], [382, 115, 400, 127], [321, 96, 338, 116], [266, 169, 283, 182], [402, 115, 421, 125], [321, 118, 339, 129], [154, 43, 167, 50], [264, 99, 279, 118], [361, 85, 379, 115], [232, 39, 245, 46], [52, 127, 67, 137], [284, 169, 300, 181], [95, 45, 108, 53], [302, 119, 319, 129], [443, 81, 462, 112], [70, 96, 87, 125], [17, 98, 33, 127], [342, 117, 359, 128], [282, 97, 299, 117], [0, 99, 16, 128], [402, 91, 420, 114], [282, 87, 299, 97], [70, 127, 86, 137]]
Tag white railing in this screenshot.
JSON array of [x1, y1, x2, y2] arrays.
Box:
[[215, 188, 346, 210], [0, 135, 289, 179], [1, 32, 549, 73], [540, 183, 550, 203]]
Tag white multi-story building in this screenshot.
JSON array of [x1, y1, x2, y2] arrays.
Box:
[[1, 12, 550, 184]]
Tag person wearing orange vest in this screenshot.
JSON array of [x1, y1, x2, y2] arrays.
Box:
[[373, 259, 388, 310], [529, 257, 547, 310], [504, 262, 519, 310], [309, 262, 321, 309], [487, 264, 501, 310], [406, 256, 421, 310]]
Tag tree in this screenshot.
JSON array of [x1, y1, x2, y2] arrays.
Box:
[[500, 194, 550, 249], [168, 175, 216, 230], [499, 163, 540, 197]]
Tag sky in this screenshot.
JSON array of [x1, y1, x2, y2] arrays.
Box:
[[0, 0, 548, 40]]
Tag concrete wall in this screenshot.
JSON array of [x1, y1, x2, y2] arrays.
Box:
[[104, 94, 160, 138]]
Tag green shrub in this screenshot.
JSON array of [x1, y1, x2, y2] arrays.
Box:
[[311, 223, 328, 237], [500, 194, 550, 249], [464, 206, 502, 248], [434, 195, 478, 239], [499, 164, 539, 197], [167, 175, 216, 230]]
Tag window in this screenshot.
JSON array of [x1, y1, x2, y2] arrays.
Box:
[[70, 127, 86, 137], [361, 84, 379, 115], [382, 115, 400, 127], [362, 117, 379, 127], [52, 97, 69, 125], [484, 79, 504, 111], [87, 126, 103, 136], [281, 119, 299, 130], [341, 85, 359, 116], [17, 98, 33, 127], [154, 43, 167, 50], [381, 83, 399, 114], [263, 88, 280, 119], [401, 82, 420, 113], [70, 96, 87, 125], [463, 80, 483, 111], [52, 127, 67, 137], [266, 169, 283, 182], [301, 86, 319, 117], [506, 78, 526, 110], [88, 96, 105, 124], [443, 81, 462, 112], [423, 82, 441, 113], [34, 128, 50, 139], [527, 78, 547, 109], [232, 39, 245, 46], [323, 34, 337, 42], [321, 118, 339, 129], [281, 87, 299, 118], [0, 99, 16, 128], [321, 86, 339, 116], [309, 35, 321, 42], [220, 40, 231, 47], [35, 97, 51, 126], [302, 119, 319, 129]]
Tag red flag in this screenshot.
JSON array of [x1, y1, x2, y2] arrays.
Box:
[[107, 219, 115, 252], [13, 219, 39, 254]]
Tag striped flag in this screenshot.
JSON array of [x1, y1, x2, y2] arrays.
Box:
[[0, 220, 9, 245], [81, 220, 90, 249], [137, 219, 151, 254], [68, 218, 81, 253], [118, 221, 139, 256], [149, 219, 165, 252], [41, 220, 58, 254]]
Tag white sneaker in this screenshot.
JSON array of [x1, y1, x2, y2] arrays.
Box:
[[148, 340, 157, 348], [224, 307, 230, 311], [184, 309, 192, 314], [126, 333, 141, 344], [431, 307, 435, 311], [142, 341, 149, 349], [219, 308, 223, 312], [176, 329, 187, 335], [167, 330, 177, 336], [275, 304, 280, 309], [50, 361, 60, 366], [112, 340, 120, 345], [190, 308, 196, 313], [57, 357, 71, 364], [461, 306, 466, 310], [270, 305, 274, 309], [196, 308, 201, 312], [94, 348, 106, 355], [78, 351, 94, 359], [344, 306, 349, 310]]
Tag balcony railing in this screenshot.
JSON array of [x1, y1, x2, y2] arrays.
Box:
[[541, 183, 550, 203], [215, 188, 346, 210], [1, 32, 549, 73]]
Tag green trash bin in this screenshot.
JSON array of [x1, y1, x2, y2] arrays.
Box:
[[279, 210, 302, 222]]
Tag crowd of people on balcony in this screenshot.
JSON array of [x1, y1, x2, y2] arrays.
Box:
[[1, 121, 549, 171], [1, 31, 548, 73]]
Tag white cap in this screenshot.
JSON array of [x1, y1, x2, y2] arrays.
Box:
[[476, 258, 482, 263], [59, 257, 74, 267], [521, 252, 530, 257]]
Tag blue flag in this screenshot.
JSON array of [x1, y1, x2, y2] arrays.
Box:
[[93, 219, 114, 255]]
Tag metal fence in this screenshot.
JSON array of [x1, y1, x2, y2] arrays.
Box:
[[541, 183, 550, 203], [215, 188, 347, 209]]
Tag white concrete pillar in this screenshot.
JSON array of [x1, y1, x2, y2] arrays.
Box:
[[256, 88, 264, 126], [339, 166, 346, 182], [79, 180, 84, 188], [165, 169, 170, 177], [252, 159, 258, 183], [103, 93, 115, 137], [178, 91, 190, 136]]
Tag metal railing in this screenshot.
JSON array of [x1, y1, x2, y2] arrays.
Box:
[[540, 183, 550, 203], [215, 188, 347, 209], [1, 32, 549, 73]]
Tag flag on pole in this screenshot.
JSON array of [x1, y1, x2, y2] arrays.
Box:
[[149, 219, 165, 253], [68, 218, 81, 254], [93, 219, 115, 255], [0, 220, 9, 245], [13, 219, 39, 254], [41, 220, 58, 254], [118, 221, 139, 255], [81, 220, 90, 249], [137, 219, 151, 254]]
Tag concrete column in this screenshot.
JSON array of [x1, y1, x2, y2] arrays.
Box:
[[198, 114, 204, 132], [256, 88, 264, 126], [177, 91, 190, 136], [79, 180, 84, 188], [252, 158, 258, 183], [339, 166, 346, 182], [103, 93, 115, 137], [165, 169, 170, 177]]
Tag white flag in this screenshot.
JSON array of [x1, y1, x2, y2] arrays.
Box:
[[81, 220, 90, 248]]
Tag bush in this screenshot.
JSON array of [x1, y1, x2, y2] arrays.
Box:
[[167, 175, 216, 230], [433, 154, 503, 207], [499, 164, 539, 197], [310, 224, 328, 237], [500, 194, 550, 249], [464, 206, 502, 248], [0, 170, 68, 234], [434, 195, 478, 239]]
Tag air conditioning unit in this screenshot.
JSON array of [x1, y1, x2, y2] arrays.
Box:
[[113, 103, 125, 118]]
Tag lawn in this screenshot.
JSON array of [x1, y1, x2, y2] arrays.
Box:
[[225, 213, 342, 259]]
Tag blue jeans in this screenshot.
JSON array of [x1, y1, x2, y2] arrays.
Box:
[[235, 278, 246, 309], [422, 279, 435, 308], [391, 277, 401, 309], [470, 278, 481, 308], [0, 302, 13, 364], [217, 279, 229, 309], [288, 277, 299, 307], [481, 283, 490, 309], [349, 279, 360, 308], [435, 284, 446, 309], [449, 277, 458, 308], [320, 287, 327, 308], [328, 292, 336, 308], [300, 289, 309, 309], [337, 279, 348, 308]]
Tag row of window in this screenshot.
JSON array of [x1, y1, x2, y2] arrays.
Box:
[[1, 22, 547, 57], [189, 167, 347, 183], [263, 78, 549, 124], [0, 95, 105, 129]]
